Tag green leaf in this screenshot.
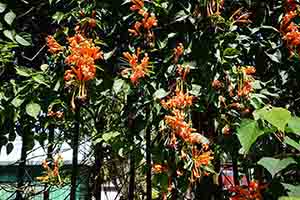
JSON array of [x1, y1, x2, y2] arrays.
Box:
[[152, 188, 160, 199], [0, 3, 6, 13], [190, 84, 201, 96], [32, 74, 49, 86], [279, 197, 300, 200], [4, 11, 16, 25], [52, 12, 64, 23], [254, 106, 291, 131], [286, 117, 300, 136], [237, 119, 265, 154], [257, 157, 296, 178], [102, 131, 121, 142], [265, 49, 281, 63], [11, 96, 24, 107], [104, 47, 116, 60], [282, 183, 300, 197], [153, 89, 168, 100], [26, 103, 41, 119], [284, 136, 300, 151], [15, 66, 32, 77], [113, 79, 124, 94], [3, 29, 15, 41], [223, 48, 240, 59], [15, 34, 31, 46]]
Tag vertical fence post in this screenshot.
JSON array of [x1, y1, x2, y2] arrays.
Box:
[[128, 136, 135, 200], [146, 107, 151, 200], [16, 134, 27, 200], [44, 124, 54, 200], [70, 105, 80, 200], [94, 142, 103, 200]]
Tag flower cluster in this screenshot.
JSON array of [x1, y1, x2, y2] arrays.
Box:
[[212, 65, 256, 135], [47, 36, 63, 54], [128, 0, 158, 38], [237, 66, 256, 97], [173, 43, 184, 63], [207, 0, 225, 16], [159, 43, 213, 184], [281, 0, 300, 57], [191, 148, 214, 181], [36, 155, 64, 185], [122, 48, 151, 85], [229, 181, 266, 200], [65, 33, 103, 82], [64, 33, 103, 104]]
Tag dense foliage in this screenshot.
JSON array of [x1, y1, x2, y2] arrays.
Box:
[[1, 0, 300, 199]]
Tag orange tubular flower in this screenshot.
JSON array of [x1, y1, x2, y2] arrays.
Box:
[[65, 33, 103, 81], [143, 14, 158, 30], [130, 0, 144, 11], [128, 0, 158, 39], [238, 80, 253, 97], [128, 21, 143, 36], [47, 36, 63, 54], [243, 66, 256, 75], [192, 149, 214, 167], [173, 43, 184, 63], [161, 90, 194, 110], [122, 48, 151, 85], [229, 181, 265, 200], [152, 164, 168, 174]]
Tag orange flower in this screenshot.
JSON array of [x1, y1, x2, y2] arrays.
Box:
[[128, 0, 158, 39], [42, 160, 50, 170], [173, 43, 184, 63], [122, 48, 151, 85], [212, 79, 223, 89], [192, 148, 214, 168], [152, 164, 168, 174], [128, 21, 143, 36], [285, 31, 300, 46], [89, 18, 97, 28], [243, 66, 256, 75], [130, 0, 144, 12], [229, 181, 265, 200], [177, 65, 190, 80], [47, 36, 63, 54], [161, 91, 194, 110], [238, 80, 253, 97], [142, 14, 158, 30], [282, 11, 297, 27], [65, 33, 103, 81]]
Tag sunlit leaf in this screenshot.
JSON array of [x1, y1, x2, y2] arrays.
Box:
[[4, 11, 16, 25], [254, 106, 291, 131], [15, 34, 31, 46], [257, 157, 296, 178], [26, 102, 41, 119], [237, 119, 265, 154]]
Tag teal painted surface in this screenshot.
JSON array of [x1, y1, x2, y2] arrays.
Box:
[[0, 185, 83, 200]]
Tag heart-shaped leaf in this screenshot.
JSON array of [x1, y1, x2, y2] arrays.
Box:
[[254, 106, 291, 131], [26, 102, 41, 119], [237, 119, 265, 154], [257, 157, 296, 178]]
